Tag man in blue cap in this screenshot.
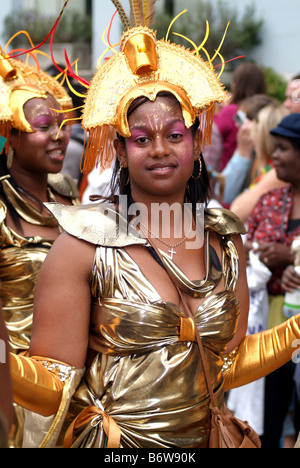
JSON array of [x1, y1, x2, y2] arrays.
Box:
[[271, 113, 300, 140]]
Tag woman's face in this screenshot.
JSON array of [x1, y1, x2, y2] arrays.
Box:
[[272, 136, 300, 184], [115, 95, 199, 202], [10, 95, 70, 175]]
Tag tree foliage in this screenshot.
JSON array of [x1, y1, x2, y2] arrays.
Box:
[[153, 0, 263, 68], [2, 10, 92, 46]]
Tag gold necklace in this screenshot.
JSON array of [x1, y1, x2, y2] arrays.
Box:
[[139, 209, 193, 260]]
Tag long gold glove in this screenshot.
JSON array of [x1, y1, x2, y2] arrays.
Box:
[[223, 314, 300, 391], [10, 353, 73, 417]]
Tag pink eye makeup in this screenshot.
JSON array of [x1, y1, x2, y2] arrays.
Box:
[[29, 115, 52, 128], [28, 113, 66, 130]]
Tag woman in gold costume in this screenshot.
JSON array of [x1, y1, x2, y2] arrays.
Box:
[[8, 1, 300, 448], [0, 50, 80, 354], [0, 44, 80, 446]]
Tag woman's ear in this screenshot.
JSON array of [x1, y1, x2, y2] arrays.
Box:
[[114, 137, 128, 168]]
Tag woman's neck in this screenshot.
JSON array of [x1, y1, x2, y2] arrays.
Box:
[[9, 167, 48, 201]]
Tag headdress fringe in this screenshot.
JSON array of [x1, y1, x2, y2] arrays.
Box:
[[81, 125, 116, 173]]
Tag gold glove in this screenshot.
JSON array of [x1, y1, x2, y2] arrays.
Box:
[[10, 353, 73, 417], [223, 314, 300, 391]]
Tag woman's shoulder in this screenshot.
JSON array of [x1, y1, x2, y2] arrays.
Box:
[[45, 202, 147, 248], [48, 173, 79, 200], [255, 184, 290, 206], [204, 207, 247, 236]]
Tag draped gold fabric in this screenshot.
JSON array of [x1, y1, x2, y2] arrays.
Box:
[[0, 175, 80, 352], [54, 205, 244, 448]]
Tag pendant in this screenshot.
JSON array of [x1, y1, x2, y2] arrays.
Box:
[[168, 248, 176, 260]]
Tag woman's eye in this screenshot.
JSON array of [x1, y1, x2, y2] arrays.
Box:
[[170, 133, 182, 140], [136, 136, 149, 144], [277, 144, 287, 151]]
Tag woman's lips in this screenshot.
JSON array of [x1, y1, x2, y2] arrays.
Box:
[[148, 162, 176, 174], [47, 149, 65, 162]]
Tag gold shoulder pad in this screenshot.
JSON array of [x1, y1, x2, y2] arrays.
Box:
[[45, 202, 147, 248], [205, 208, 247, 236], [48, 173, 79, 200]]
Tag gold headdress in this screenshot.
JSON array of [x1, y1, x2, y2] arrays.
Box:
[[82, 0, 228, 172], [0, 47, 72, 153]]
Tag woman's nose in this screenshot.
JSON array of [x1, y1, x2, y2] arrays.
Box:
[[272, 148, 279, 160], [150, 136, 170, 158], [50, 123, 67, 141]]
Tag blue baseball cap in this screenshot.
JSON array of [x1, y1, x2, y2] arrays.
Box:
[[270, 113, 300, 139]]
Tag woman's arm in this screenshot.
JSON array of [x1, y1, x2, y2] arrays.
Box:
[[230, 168, 286, 223], [30, 232, 96, 369]]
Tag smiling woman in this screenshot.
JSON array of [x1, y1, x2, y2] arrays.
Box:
[[115, 94, 200, 203], [0, 50, 80, 447], [8, 0, 300, 450]]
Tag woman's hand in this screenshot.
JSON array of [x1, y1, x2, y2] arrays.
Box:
[[243, 239, 254, 264], [281, 265, 300, 292], [236, 120, 254, 159], [254, 242, 294, 269]]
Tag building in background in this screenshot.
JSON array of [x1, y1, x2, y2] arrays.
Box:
[[0, 0, 299, 79]]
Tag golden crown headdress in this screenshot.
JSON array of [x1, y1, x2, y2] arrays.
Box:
[[81, 0, 228, 173], [0, 4, 73, 154]]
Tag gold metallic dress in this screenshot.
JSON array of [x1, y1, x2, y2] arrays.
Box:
[[0, 174, 80, 352], [44, 203, 246, 449]]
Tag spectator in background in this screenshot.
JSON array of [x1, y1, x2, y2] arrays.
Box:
[[284, 74, 300, 113], [245, 113, 300, 448], [220, 94, 278, 205], [224, 100, 289, 211], [203, 62, 266, 173], [230, 74, 300, 224]]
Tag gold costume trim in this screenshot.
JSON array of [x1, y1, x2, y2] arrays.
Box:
[[1, 177, 58, 227], [179, 317, 195, 342], [160, 230, 223, 298], [45, 203, 247, 247], [64, 405, 121, 449]]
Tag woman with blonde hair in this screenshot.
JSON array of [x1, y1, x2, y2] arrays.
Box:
[[250, 102, 290, 186], [230, 103, 289, 223]]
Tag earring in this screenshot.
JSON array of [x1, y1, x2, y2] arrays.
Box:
[[192, 155, 202, 181], [118, 163, 130, 187], [7, 147, 14, 169]]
